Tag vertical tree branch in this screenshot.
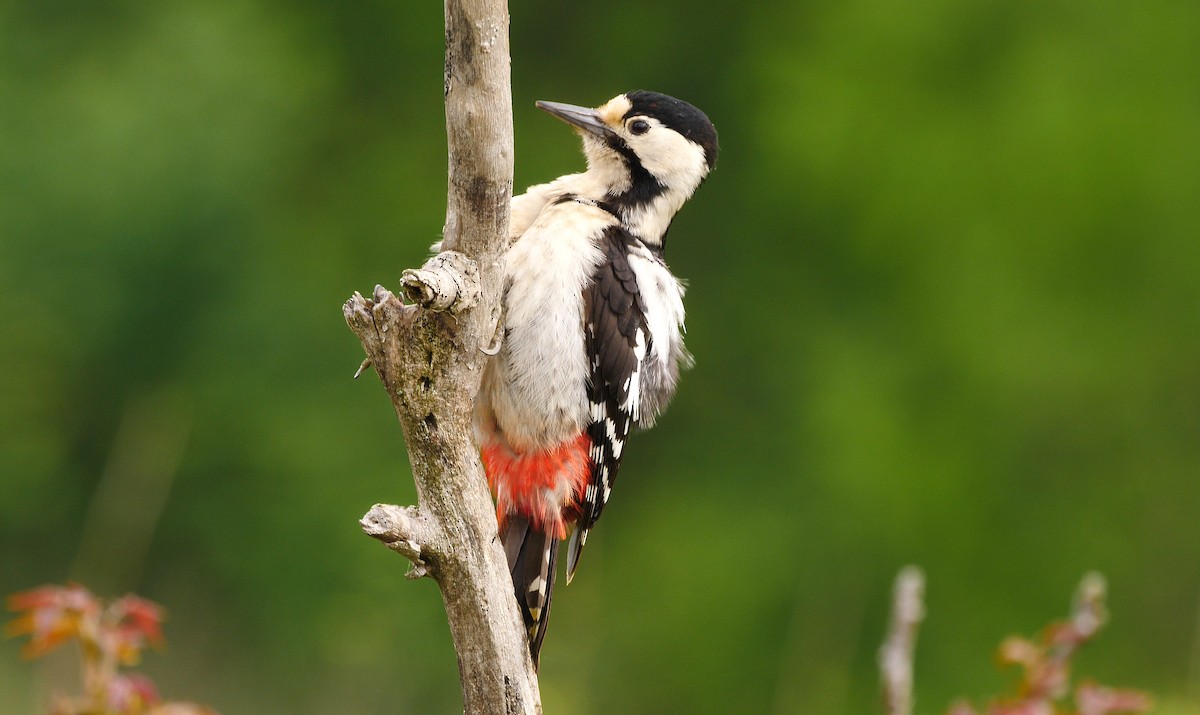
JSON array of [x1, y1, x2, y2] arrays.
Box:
[[344, 0, 540, 712], [880, 566, 925, 715]]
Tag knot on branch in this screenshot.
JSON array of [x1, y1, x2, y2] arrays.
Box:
[[360, 503, 440, 579], [402, 251, 480, 313]]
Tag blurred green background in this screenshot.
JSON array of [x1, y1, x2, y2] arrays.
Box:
[[3, 0, 1199, 712]]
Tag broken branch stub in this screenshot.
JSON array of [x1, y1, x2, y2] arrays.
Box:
[[402, 250, 482, 313]]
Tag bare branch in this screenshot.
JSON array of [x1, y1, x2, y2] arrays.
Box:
[[880, 565, 926, 715], [360, 504, 439, 579], [344, 0, 540, 712]]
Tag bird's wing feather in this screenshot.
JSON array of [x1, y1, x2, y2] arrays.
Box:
[[567, 226, 650, 582]]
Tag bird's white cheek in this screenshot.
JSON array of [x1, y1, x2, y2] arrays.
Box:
[[636, 134, 707, 192]]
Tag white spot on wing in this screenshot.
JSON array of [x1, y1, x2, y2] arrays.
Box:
[[621, 329, 647, 422], [627, 254, 685, 363]]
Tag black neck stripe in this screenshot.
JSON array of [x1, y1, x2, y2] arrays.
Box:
[[604, 135, 666, 210]]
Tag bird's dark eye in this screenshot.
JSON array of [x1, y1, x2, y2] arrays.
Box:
[[629, 119, 651, 135]]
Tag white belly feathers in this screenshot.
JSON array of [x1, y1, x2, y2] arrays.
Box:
[[482, 201, 614, 452]]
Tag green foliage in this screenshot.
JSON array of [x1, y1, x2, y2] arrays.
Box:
[[2, 0, 1199, 712]]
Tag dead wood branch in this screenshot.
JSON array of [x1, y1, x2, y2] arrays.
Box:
[[343, 0, 539, 712]]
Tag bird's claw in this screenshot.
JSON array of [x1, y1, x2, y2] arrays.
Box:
[[480, 333, 503, 355]]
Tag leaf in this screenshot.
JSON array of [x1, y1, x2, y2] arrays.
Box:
[[107, 594, 167, 664], [5, 584, 100, 659], [107, 673, 161, 714], [1074, 681, 1152, 715]]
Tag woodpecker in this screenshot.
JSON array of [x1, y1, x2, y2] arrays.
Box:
[[475, 90, 718, 666]]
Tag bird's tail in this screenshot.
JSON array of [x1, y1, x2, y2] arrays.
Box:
[[501, 514, 558, 669]]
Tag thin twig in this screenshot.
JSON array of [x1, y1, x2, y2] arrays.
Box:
[[880, 565, 926, 715]]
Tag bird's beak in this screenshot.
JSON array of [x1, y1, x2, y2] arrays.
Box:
[[536, 100, 614, 139]]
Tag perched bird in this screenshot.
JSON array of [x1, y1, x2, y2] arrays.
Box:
[[475, 91, 718, 666]]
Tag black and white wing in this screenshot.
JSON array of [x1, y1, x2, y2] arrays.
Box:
[[566, 226, 650, 582]]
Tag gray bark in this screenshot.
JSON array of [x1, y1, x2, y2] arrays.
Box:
[[344, 0, 541, 712]]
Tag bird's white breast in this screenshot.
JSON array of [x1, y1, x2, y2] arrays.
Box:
[[482, 200, 614, 452]]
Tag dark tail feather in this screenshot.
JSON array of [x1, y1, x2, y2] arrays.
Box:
[[501, 515, 559, 669], [565, 524, 589, 584]]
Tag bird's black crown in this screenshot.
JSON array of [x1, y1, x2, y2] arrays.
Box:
[[624, 91, 720, 170]]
